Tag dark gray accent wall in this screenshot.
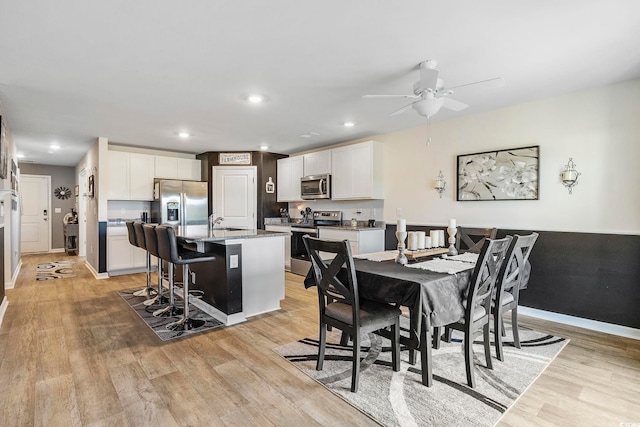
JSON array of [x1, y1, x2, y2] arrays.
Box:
[[385, 225, 640, 330], [20, 163, 76, 249]]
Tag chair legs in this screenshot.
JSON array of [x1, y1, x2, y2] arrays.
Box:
[[166, 264, 205, 331], [511, 307, 520, 349], [351, 331, 360, 393], [144, 258, 169, 306], [133, 251, 157, 297]]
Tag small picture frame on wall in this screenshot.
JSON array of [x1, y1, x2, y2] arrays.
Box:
[[0, 116, 7, 180], [74, 185, 79, 196], [88, 174, 95, 198]]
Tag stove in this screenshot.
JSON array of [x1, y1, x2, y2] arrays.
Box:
[[290, 210, 343, 275]]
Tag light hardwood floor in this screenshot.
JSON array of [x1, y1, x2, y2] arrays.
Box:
[[1, 253, 639, 426]]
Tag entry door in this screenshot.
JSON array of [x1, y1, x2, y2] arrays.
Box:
[[21, 175, 50, 253], [212, 166, 257, 229]]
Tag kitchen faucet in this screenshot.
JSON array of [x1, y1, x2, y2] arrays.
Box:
[[208, 214, 224, 230]]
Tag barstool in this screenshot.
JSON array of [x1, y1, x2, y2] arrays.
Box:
[[155, 225, 216, 331], [127, 221, 155, 297], [142, 224, 169, 307], [153, 225, 184, 318]]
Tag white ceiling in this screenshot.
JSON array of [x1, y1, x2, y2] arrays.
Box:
[[1, 1, 639, 167]]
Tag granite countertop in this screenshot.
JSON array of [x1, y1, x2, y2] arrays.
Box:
[[177, 226, 289, 242]]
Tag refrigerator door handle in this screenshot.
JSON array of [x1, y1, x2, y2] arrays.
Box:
[[181, 192, 187, 228]]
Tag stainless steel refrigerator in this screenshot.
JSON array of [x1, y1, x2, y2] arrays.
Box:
[[150, 179, 208, 231]]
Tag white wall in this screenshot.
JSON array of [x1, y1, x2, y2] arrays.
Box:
[[367, 78, 640, 234]]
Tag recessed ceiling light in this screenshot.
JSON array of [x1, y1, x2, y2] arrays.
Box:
[[259, 145, 269, 151], [17, 153, 25, 158], [343, 121, 356, 128], [50, 144, 60, 150], [299, 132, 320, 138], [177, 131, 191, 139], [247, 94, 264, 103]]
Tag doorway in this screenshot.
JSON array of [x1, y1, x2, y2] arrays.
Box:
[[20, 174, 51, 253], [212, 166, 257, 229], [79, 169, 87, 257]]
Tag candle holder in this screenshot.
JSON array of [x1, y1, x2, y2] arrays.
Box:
[[447, 226, 458, 256], [395, 231, 408, 265]]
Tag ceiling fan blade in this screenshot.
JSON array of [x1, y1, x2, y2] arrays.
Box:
[[390, 102, 416, 116], [442, 97, 469, 111], [363, 94, 419, 99], [444, 77, 505, 92]]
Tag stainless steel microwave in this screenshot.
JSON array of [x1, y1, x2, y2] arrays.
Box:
[[301, 174, 331, 200]]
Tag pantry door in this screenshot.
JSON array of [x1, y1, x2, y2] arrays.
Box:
[[212, 166, 257, 229]]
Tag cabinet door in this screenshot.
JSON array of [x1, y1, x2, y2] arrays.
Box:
[[154, 156, 178, 179], [176, 158, 201, 181], [129, 153, 155, 200], [265, 225, 291, 271], [277, 156, 304, 202], [107, 151, 130, 200], [132, 246, 148, 268], [303, 150, 332, 176], [330, 146, 353, 200], [331, 141, 383, 200], [108, 235, 133, 270]]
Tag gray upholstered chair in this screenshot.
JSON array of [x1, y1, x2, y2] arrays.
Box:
[[303, 235, 401, 393], [129, 221, 155, 297], [436, 236, 512, 388], [493, 232, 539, 361]]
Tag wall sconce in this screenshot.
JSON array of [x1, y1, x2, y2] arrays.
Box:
[[434, 170, 446, 198], [560, 158, 580, 194]]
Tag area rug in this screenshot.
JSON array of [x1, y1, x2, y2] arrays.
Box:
[[36, 261, 76, 281], [118, 288, 224, 341], [274, 325, 568, 427]]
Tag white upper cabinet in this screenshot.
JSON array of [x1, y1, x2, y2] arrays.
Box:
[[107, 151, 130, 200], [154, 156, 200, 181], [277, 155, 304, 202], [129, 153, 154, 200], [303, 150, 332, 176], [331, 140, 384, 200]]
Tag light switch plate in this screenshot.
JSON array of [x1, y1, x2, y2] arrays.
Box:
[[230, 254, 238, 268], [55, 208, 62, 213]]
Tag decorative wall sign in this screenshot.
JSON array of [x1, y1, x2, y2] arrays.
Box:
[[219, 152, 251, 165], [457, 145, 539, 201], [266, 177, 275, 194]]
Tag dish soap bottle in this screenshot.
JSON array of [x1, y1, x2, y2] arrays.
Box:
[[351, 218, 358, 228]]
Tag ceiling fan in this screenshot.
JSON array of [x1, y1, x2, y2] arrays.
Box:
[[363, 59, 504, 119]]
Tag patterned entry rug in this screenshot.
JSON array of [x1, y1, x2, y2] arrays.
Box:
[[36, 261, 76, 281], [274, 325, 568, 427], [118, 288, 224, 341]]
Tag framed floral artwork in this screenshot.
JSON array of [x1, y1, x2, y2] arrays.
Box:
[[456, 145, 539, 201]]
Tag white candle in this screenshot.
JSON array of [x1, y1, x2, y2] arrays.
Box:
[[439, 230, 446, 247], [407, 232, 418, 250], [425, 236, 432, 249], [397, 219, 406, 232], [563, 170, 577, 181], [430, 230, 438, 247], [417, 232, 426, 250], [449, 219, 456, 229]]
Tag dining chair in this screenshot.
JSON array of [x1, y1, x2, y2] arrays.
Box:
[[455, 227, 497, 253], [303, 235, 401, 393], [435, 236, 512, 388], [493, 232, 539, 361]]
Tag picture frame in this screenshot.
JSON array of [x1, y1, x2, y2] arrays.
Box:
[[456, 145, 539, 201], [74, 185, 79, 196], [0, 116, 7, 180], [88, 174, 95, 198]]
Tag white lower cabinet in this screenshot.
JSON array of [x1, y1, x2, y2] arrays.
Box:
[[317, 228, 385, 255], [265, 225, 291, 271], [107, 227, 153, 274]]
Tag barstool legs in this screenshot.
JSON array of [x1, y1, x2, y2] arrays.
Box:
[[166, 264, 205, 331], [144, 257, 170, 306], [153, 262, 184, 317], [133, 251, 157, 297]]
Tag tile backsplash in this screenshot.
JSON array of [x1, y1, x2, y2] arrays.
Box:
[[107, 200, 150, 220]]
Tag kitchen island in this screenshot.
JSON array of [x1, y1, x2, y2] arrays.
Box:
[[176, 226, 289, 326]]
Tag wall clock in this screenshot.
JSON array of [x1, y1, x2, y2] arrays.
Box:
[[54, 186, 72, 200]]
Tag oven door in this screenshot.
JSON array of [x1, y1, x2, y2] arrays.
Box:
[[290, 227, 317, 275]]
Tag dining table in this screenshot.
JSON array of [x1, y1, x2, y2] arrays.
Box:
[[303, 251, 530, 386]]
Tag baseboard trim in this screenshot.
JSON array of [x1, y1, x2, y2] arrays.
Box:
[[50, 248, 65, 253], [85, 260, 109, 280], [519, 306, 640, 340], [0, 296, 8, 329], [5, 259, 22, 290]]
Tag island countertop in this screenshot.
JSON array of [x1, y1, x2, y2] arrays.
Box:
[[176, 226, 290, 243]]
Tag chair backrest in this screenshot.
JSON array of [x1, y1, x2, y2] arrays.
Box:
[[456, 227, 498, 253], [125, 221, 137, 247], [465, 236, 512, 320], [303, 235, 360, 326], [143, 224, 159, 257], [495, 232, 539, 303], [155, 225, 181, 264], [133, 221, 147, 251]]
